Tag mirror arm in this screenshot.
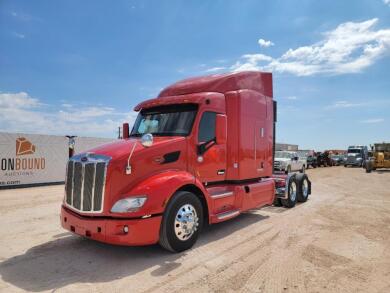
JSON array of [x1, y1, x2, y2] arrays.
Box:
[[197, 138, 216, 155]]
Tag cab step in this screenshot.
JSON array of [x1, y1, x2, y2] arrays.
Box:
[[217, 209, 240, 220]]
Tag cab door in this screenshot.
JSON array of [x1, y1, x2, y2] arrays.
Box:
[[291, 152, 302, 171], [193, 111, 227, 183]]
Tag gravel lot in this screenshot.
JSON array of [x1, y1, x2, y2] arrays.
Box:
[[0, 167, 389, 293]]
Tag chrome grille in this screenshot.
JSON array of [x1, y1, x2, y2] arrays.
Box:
[[65, 154, 110, 213]]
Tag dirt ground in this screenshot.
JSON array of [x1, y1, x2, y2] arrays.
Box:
[[0, 167, 389, 293]]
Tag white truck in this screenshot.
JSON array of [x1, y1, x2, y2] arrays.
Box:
[[274, 151, 306, 174]]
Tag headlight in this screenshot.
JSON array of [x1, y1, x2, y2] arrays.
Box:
[[356, 158, 362, 161], [111, 196, 147, 213]]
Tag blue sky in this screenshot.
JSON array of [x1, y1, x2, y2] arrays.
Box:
[[0, 0, 389, 150]]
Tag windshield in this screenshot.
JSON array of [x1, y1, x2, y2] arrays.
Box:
[[348, 149, 361, 154], [131, 104, 198, 137], [331, 155, 340, 159], [275, 151, 292, 159]]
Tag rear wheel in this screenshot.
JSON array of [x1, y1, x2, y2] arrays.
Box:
[[285, 165, 291, 174], [296, 173, 310, 202], [281, 177, 297, 208], [159, 191, 203, 252], [365, 161, 372, 173]]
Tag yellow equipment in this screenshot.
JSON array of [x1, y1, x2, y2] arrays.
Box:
[[365, 143, 390, 173]]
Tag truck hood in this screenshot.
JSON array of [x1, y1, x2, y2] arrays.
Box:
[[274, 158, 291, 163], [82, 136, 186, 161]]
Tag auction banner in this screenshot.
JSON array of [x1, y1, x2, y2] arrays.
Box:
[[0, 132, 68, 187]]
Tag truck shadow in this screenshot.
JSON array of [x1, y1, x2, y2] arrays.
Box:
[[0, 212, 268, 292]]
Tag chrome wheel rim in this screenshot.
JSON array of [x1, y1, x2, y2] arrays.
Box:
[[290, 181, 297, 202], [303, 179, 309, 198], [174, 204, 199, 241]]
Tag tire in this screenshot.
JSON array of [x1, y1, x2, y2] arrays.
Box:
[[313, 163, 317, 169], [285, 165, 291, 174], [300, 165, 305, 173], [365, 161, 372, 173], [296, 173, 310, 202], [344, 164, 348, 168], [281, 177, 297, 208], [159, 191, 204, 252]]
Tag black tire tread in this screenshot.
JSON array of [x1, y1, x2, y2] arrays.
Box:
[[159, 191, 203, 253], [296, 173, 309, 202], [281, 176, 297, 208]]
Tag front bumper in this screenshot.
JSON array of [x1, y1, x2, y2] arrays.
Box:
[[273, 164, 286, 172], [61, 206, 162, 246]]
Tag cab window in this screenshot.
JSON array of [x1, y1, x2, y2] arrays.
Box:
[[198, 112, 216, 143]]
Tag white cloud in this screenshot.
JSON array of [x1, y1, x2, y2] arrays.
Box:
[[383, 0, 390, 7], [205, 66, 226, 72], [284, 96, 298, 100], [231, 54, 273, 71], [0, 92, 137, 137], [13, 32, 25, 39], [328, 100, 365, 109], [258, 38, 274, 47], [0, 92, 41, 108], [360, 118, 384, 123], [232, 19, 390, 76]]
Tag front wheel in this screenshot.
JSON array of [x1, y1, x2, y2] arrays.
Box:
[[159, 191, 204, 252], [285, 165, 291, 174], [300, 165, 306, 173]]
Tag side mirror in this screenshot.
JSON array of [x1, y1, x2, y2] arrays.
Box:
[[216, 114, 227, 145], [141, 133, 153, 147], [122, 123, 129, 139]]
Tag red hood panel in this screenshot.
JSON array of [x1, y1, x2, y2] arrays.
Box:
[[78, 137, 186, 160]]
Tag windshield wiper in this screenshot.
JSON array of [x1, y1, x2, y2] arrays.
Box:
[[129, 133, 143, 137], [152, 132, 185, 137]]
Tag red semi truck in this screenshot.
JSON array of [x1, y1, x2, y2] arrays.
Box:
[[61, 71, 311, 252]]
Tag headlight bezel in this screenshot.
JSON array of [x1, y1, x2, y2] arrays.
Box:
[[111, 196, 148, 213]]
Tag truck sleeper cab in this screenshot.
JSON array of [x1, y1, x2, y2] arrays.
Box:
[[61, 71, 311, 252]]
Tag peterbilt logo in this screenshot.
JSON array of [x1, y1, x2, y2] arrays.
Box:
[[81, 152, 93, 162]]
